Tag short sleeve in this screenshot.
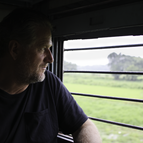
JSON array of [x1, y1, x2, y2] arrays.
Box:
[[46, 72, 88, 134]]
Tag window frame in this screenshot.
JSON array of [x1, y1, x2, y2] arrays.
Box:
[[49, 1, 143, 142]]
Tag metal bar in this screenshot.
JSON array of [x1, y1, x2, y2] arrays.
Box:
[[71, 92, 143, 103], [64, 70, 143, 75], [57, 133, 74, 142], [57, 40, 61, 78], [64, 44, 143, 51], [58, 133, 73, 139], [52, 38, 57, 75], [89, 117, 143, 131], [57, 40, 64, 81]]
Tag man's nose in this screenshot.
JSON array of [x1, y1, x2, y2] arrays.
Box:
[[44, 49, 54, 63]]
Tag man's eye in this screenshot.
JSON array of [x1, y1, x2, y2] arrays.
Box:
[[41, 47, 46, 51]]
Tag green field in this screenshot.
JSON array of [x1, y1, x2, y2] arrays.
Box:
[[63, 73, 143, 143]]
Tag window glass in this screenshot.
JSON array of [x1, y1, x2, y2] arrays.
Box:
[[63, 36, 143, 143], [64, 36, 143, 72], [93, 120, 143, 143], [64, 36, 143, 49]]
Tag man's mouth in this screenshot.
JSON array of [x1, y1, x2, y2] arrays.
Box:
[[42, 67, 47, 71], [41, 64, 48, 71], [42, 66, 48, 71]]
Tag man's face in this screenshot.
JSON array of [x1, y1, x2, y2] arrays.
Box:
[[16, 26, 53, 84]]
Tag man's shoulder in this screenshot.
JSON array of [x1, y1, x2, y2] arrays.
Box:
[[45, 70, 61, 83], [45, 70, 54, 77]]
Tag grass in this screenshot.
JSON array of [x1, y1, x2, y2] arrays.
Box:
[[64, 83, 143, 99], [94, 120, 143, 143], [70, 95, 143, 127], [63, 73, 143, 90], [63, 73, 143, 143]]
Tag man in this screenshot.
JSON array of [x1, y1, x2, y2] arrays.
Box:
[[0, 8, 102, 143]]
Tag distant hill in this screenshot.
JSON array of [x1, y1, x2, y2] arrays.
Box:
[[77, 65, 110, 71]]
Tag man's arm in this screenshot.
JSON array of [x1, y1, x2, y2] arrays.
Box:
[[72, 119, 102, 143]]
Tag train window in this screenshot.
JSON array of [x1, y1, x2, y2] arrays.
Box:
[[63, 35, 143, 143]]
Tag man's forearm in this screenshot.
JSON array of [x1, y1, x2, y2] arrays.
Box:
[[73, 119, 102, 143]]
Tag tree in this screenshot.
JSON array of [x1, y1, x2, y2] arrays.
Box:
[[108, 52, 124, 80], [108, 52, 143, 81]]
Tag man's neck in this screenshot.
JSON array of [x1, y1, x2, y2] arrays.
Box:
[[0, 80, 29, 95], [0, 72, 29, 95], [0, 55, 30, 95], [0, 55, 29, 95]]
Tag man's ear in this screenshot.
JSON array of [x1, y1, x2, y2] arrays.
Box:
[[9, 40, 21, 60]]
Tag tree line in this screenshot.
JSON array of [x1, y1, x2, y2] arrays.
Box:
[[63, 52, 143, 81], [63, 61, 77, 71]]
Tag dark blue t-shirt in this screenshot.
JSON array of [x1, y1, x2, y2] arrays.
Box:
[[0, 71, 88, 143]]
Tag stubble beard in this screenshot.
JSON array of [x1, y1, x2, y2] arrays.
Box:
[[15, 54, 46, 85]]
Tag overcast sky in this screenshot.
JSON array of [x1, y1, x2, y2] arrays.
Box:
[[64, 35, 143, 66]]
